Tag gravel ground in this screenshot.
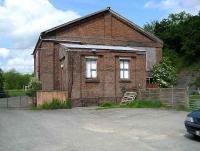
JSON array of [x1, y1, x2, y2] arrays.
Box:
[[0, 107, 199, 151]]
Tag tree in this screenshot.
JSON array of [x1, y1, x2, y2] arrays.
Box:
[[152, 57, 177, 88], [143, 20, 158, 34], [0, 69, 4, 91], [3, 69, 32, 90], [144, 11, 200, 66], [0, 69, 6, 98]]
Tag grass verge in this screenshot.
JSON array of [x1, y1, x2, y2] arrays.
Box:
[[98, 100, 191, 111], [6, 89, 26, 97], [98, 100, 162, 109]]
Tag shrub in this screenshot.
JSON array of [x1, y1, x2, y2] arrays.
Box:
[[26, 77, 42, 97], [38, 98, 72, 110], [193, 77, 200, 88], [99, 102, 116, 107], [152, 57, 177, 88]]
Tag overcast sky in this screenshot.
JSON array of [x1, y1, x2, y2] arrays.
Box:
[[0, 0, 200, 73]]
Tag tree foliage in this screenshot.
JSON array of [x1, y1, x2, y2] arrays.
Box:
[[144, 11, 200, 65], [0, 69, 4, 91], [193, 77, 200, 88], [0, 68, 6, 98], [3, 69, 32, 90], [26, 77, 42, 97], [152, 57, 176, 88], [143, 21, 157, 34]]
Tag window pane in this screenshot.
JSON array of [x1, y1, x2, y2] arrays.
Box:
[[86, 59, 97, 78], [124, 71, 129, 79], [124, 61, 129, 69], [86, 61, 91, 78], [91, 60, 97, 69], [92, 70, 97, 78], [120, 61, 124, 69], [120, 70, 124, 79]]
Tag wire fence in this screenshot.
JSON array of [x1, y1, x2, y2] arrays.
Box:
[[137, 88, 188, 107], [137, 88, 200, 111], [188, 89, 200, 111], [0, 90, 33, 108], [1, 88, 200, 110]]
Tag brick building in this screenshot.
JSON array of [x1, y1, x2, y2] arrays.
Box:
[[33, 7, 163, 105]]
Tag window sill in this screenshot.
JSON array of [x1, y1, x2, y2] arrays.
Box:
[[85, 79, 100, 83], [119, 79, 132, 83]]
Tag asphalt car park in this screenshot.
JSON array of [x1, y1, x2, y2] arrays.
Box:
[[0, 108, 199, 151]]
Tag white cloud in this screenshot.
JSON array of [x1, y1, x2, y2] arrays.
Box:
[[144, 0, 200, 14], [0, 0, 80, 73], [0, 48, 10, 58], [1, 48, 34, 73]]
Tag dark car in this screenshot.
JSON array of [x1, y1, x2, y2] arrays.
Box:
[[185, 110, 200, 137]]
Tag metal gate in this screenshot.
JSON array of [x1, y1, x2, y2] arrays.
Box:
[[189, 90, 200, 111], [0, 91, 33, 109]]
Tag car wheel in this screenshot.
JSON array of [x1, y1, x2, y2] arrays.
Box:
[[192, 134, 200, 139]]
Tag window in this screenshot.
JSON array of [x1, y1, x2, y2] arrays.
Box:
[[86, 58, 97, 79], [146, 77, 153, 84], [120, 59, 130, 79]]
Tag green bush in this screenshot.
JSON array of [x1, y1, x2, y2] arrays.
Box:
[[38, 98, 72, 110], [99, 102, 116, 107], [26, 77, 42, 97], [193, 77, 200, 88], [152, 57, 177, 88]]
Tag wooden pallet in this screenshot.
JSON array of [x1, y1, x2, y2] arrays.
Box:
[[121, 92, 137, 103]]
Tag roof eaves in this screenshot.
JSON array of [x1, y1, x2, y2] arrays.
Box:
[[32, 35, 42, 55], [32, 37, 82, 55], [60, 43, 146, 52]]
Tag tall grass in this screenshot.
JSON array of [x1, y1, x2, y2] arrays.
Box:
[[38, 98, 72, 110]]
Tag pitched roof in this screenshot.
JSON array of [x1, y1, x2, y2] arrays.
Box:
[[41, 7, 162, 44], [33, 7, 163, 54]]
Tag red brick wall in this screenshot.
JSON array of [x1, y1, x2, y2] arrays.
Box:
[[58, 50, 146, 106], [44, 12, 162, 47], [35, 11, 162, 101], [39, 42, 54, 90]]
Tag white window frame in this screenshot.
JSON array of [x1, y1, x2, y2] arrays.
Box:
[[85, 57, 97, 79], [120, 58, 130, 79]]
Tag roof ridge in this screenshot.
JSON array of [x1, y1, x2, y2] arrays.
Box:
[[42, 7, 110, 35]]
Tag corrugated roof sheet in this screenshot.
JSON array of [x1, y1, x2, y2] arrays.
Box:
[[61, 43, 146, 52]]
